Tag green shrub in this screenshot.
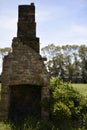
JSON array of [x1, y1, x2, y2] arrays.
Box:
[[0, 122, 11, 130], [50, 77, 87, 129], [53, 101, 71, 119]]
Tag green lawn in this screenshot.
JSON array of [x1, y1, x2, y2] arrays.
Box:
[[72, 84, 87, 96]]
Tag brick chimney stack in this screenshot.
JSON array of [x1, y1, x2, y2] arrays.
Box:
[[17, 3, 39, 53]]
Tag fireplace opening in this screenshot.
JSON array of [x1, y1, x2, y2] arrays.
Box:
[[8, 84, 41, 121]]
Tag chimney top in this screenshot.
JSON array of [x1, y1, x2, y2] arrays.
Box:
[[31, 3, 34, 6]]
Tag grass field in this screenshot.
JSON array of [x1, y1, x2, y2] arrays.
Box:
[[72, 84, 87, 96]]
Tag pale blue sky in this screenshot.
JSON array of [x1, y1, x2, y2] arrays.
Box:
[[0, 0, 87, 49]]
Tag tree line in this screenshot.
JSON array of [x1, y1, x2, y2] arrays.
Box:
[[41, 44, 87, 83]]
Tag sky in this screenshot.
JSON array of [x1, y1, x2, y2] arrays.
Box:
[[0, 0, 87, 49]]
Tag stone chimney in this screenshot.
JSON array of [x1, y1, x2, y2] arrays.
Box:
[[17, 3, 39, 53], [0, 3, 50, 121]]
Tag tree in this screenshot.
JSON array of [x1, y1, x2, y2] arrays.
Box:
[[0, 47, 11, 74], [79, 45, 87, 83], [41, 44, 87, 83], [62, 45, 74, 81], [0, 47, 11, 59], [71, 45, 81, 82], [41, 44, 62, 77]]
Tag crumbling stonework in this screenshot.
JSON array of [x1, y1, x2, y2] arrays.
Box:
[[0, 3, 50, 120]]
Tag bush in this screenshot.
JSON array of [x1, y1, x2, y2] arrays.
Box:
[[50, 77, 87, 129], [0, 122, 11, 130], [53, 101, 71, 120]]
